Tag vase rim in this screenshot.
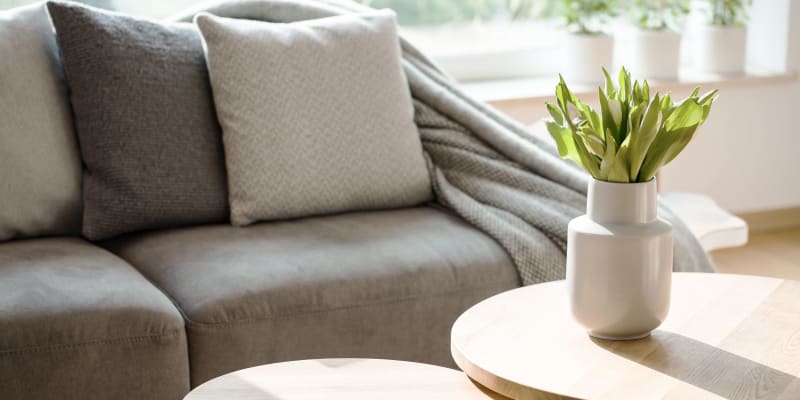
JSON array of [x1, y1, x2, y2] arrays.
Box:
[[591, 178, 655, 186]]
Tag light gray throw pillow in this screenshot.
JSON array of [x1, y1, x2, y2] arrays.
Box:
[[195, 10, 432, 226], [0, 3, 82, 242]]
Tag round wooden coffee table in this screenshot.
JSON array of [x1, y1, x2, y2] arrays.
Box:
[[451, 273, 800, 400], [184, 358, 509, 399]]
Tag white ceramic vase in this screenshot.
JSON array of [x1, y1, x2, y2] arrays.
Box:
[[694, 25, 747, 74], [567, 179, 673, 340], [560, 33, 614, 84], [627, 28, 681, 80]]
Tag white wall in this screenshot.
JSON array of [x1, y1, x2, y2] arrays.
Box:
[[659, 0, 800, 213]]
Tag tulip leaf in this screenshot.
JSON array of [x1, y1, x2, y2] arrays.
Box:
[[579, 126, 605, 156], [546, 102, 564, 125], [598, 88, 618, 137], [546, 121, 581, 166], [638, 124, 698, 181], [608, 139, 631, 183], [665, 101, 703, 132], [574, 135, 601, 177], [599, 127, 617, 180], [602, 67, 616, 98], [628, 94, 662, 181]]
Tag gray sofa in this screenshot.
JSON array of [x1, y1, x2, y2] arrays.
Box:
[[1, 207, 518, 399], [0, 4, 521, 393]]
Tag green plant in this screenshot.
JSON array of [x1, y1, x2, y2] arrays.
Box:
[[545, 67, 718, 183], [707, 0, 750, 26], [551, 0, 618, 34], [629, 0, 690, 30]]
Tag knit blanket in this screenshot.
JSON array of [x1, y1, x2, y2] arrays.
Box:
[[173, 0, 714, 285]]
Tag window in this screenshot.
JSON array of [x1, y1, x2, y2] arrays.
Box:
[[356, 0, 562, 81], [3, 1, 787, 85], [1, 0, 563, 81]]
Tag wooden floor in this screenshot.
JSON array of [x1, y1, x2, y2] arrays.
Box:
[[711, 228, 800, 281]]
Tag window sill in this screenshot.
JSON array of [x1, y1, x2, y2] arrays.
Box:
[[459, 69, 798, 104]]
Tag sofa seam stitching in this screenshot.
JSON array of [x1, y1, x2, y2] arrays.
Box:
[[0, 330, 183, 357], [184, 281, 515, 329]]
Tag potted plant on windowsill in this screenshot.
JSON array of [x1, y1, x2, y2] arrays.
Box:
[[694, 0, 750, 74], [545, 67, 717, 340], [624, 0, 689, 80], [554, 0, 617, 84]]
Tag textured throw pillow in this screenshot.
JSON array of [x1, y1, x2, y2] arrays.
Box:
[[47, 1, 228, 240], [0, 3, 82, 242], [195, 11, 432, 226]]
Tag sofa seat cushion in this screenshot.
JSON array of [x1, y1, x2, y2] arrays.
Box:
[[0, 238, 189, 400], [105, 207, 519, 385]]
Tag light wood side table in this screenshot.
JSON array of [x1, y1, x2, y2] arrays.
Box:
[[184, 358, 509, 399], [451, 273, 800, 400]]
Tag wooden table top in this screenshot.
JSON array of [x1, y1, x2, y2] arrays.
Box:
[[451, 273, 800, 400], [184, 358, 509, 399]]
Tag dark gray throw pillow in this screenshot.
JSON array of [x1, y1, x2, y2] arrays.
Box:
[[47, 1, 228, 240]]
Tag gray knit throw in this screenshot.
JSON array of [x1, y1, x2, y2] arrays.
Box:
[[173, 0, 714, 285]]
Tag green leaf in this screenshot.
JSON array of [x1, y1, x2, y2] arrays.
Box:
[[559, 74, 580, 105], [579, 103, 603, 134], [622, 67, 633, 103], [628, 103, 645, 135], [662, 125, 701, 164], [598, 88, 618, 139], [546, 102, 564, 125], [628, 94, 662, 181], [698, 89, 719, 120], [616, 99, 629, 144], [664, 100, 704, 132], [602, 67, 616, 97], [608, 138, 631, 183], [638, 124, 698, 180], [699, 89, 719, 105], [555, 82, 567, 112], [599, 127, 618, 180], [579, 126, 605, 156], [618, 67, 629, 103], [633, 81, 642, 105], [546, 121, 582, 166], [555, 83, 578, 132], [574, 134, 601, 178]]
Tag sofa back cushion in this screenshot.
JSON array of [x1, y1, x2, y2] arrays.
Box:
[[195, 11, 432, 226], [47, 1, 229, 240], [0, 2, 82, 242]]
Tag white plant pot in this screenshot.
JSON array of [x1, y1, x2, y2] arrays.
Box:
[[560, 33, 614, 84], [693, 25, 747, 74], [567, 179, 673, 340], [627, 29, 681, 80]]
